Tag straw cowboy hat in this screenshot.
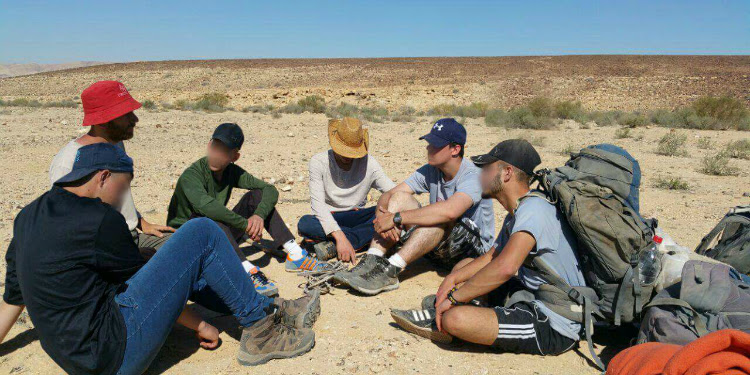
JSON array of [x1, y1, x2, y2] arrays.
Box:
[[328, 117, 369, 158]]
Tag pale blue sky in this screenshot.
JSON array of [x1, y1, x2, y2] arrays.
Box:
[[1, 0, 748, 64]]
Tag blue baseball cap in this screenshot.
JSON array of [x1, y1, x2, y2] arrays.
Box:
[[55, 143, 134, 185], [419, 118, 466, 148]]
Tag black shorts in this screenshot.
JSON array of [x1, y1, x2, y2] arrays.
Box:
[[492, 302, 577, 356], [399, 216, 485, 269]]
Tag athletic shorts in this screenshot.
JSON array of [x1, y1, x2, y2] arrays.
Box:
[[492, 302, 577, 356], [399, 216, 485, 268]]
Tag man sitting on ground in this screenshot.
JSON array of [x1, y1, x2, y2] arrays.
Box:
[[0, 143, 319, 374], [336, 118, 495, 295], [297, 117, 396, 263], [391, 140, 585, 357], [49, 80, 175, 254], [168, 123, 329, 296]]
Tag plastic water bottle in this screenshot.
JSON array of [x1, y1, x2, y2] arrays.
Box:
[[638, 236, 663, 286]]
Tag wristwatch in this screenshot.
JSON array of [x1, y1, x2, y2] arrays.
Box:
[[447, 286, 467, 306], [393, 212, 403, 228]]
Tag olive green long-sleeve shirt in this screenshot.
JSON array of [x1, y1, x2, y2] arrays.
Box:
[[167, 157, 279, 231]]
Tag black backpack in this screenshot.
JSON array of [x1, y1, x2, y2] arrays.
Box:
[[695, 205, 750, 275]]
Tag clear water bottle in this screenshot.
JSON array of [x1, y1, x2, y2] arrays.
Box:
[[638, 236, 663, 286]]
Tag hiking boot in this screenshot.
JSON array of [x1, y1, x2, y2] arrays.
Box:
[[347, 255, 400, 295], [332, 253, 377, 286], [313, 241, 338, 261], [237, 311, 315, 366], [285, 250, 335, 273], [249, 269, 278, 297], [390, 308, 453, 344], [274, 290, 321, 329]]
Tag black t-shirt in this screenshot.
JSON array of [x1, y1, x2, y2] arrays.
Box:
[[3, 186, 145, 374]]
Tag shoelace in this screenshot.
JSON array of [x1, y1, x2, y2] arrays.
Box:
[[251, 271, 271, 285], [296, 260, 349, 295]]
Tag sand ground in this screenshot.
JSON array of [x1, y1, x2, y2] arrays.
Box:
[[0, 104, 747, 374]]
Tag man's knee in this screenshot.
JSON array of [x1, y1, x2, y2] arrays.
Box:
[[240, 190, 263, 205], [179, 218, 223, 248], [387, 191, 419, 212], [441, 308, 466, 335], [297, 215, 320, 236]]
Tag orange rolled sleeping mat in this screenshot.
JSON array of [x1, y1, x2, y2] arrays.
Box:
[[606, 329, 750, 375]]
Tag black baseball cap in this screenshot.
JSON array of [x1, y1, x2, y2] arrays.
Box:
[[471, 139, 541, 176], [419, 118, 466, 148], [212, 123, 244, 150], [55, 143, 134, 185]]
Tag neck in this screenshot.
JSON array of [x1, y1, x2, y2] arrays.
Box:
[[496, 183, 531, 214], [63, 184, 97, 199], [438, 157, 462, 181], [212, 167, 226, 182], [81, 127, 116, 144]]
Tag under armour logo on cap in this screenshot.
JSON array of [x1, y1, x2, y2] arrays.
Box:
[[433, 123, 444, 131]]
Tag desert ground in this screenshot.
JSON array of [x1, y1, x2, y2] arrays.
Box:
[[0, 56, 748, 374]]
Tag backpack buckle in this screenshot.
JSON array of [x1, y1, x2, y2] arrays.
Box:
[[567, 289, 584, 304]]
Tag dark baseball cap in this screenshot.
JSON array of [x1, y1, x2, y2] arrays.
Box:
[[212, 123, 244, 150], [471, 139, 541, 176], [419, 118, 466, 148], [55, 143, 134, 185]]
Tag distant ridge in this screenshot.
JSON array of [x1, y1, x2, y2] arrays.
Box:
[[0, 62, 108, 78]]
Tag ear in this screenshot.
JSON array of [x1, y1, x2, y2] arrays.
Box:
[[451, 144, 462, 157], [232, 151, 240, 163], [502, 164, 514, 183], [98, 170, 112, 187]]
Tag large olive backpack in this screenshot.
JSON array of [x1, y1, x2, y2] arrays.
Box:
[[519, 144, 656, 370]]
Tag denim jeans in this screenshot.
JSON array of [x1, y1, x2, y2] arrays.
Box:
[[297, 206, 377, 250], [115, 218, 272, 375]]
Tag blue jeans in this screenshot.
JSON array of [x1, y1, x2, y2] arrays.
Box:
[[115, 218, 271, 375], [297, 207, 377, 250]]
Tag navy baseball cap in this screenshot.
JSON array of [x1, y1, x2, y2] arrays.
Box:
[[55, 143, 134, 185], [419, 118, 466, 148], [212, 123, 244, 150]]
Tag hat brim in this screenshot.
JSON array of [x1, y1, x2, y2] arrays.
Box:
[[329, 126, 369, 159], [82, 97, 142, 126], [419, 133, 450, 148], [470, 154, 500, 167], [54, 168, 100, 185]]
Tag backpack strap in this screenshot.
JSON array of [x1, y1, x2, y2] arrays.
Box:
[[524, 257, 606, 371], [644, 297, 710, 338]]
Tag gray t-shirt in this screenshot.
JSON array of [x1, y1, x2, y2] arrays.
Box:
[[494, 195, 586, 341], [404, 158, 495, 251]]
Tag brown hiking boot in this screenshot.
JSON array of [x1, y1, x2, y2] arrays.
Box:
[[238, 311, 315, 366], [274, 289, 321, 329]]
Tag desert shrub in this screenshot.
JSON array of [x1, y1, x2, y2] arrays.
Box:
[[193, 93, 229, 112], [700, 152, 739, 176], [589, 110, 621, 126], [724, 139, 750, 159], [519, 135, 546, 147], [654, 176, 690, 190], [280, 95, 326, 114], [0, 98, 78, 108], [141, 100, 157, 110], [696, 136, 714, 149], [560, 144, 577, 155], [656, 132, 688, 156], [614, 127, 631, 139], [360, 107, 389, 123], [427, 102, 488, 118], [325, 103, 360, 118], [271, 112, 282, 119], [242, 104, 275, 114], [527, 97, 555, 118], [692, 96, 747, 124], [618, 112, 649, 128], [555, 100, 587, 123]]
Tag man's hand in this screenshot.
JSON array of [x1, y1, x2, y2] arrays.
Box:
[[140, 219, 176, 238], [196, 321, 220, 350], [332, 232, 357, 264], [435, 273, 458, 308], [245, 215, 264, 241], [373, 212, 396, 233], [435, 298, 454, 332]]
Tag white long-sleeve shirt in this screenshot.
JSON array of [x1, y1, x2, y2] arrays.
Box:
[[308, 150, 395, 235]]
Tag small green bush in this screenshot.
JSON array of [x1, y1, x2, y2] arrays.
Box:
[[654, 176, 690, 190], [560, 144, 577, 155], [141, 100, 157, 110], [724, 139, 750, 160], [696, 136, 714, 150], [555, 100, 587, 123], [656, 132, 688, 156], [427, 102, 488, 118], [693, 96, 747, 123], [618, 112, 649, 128], [280, 95, 326, 114], [700, 152, 739, 176], [589, 111, 622, 126], [614, 127, 631, 139], [527, 97, 555, 118], [242, 104, 275, 113]]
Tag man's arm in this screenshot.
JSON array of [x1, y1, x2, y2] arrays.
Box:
[[181, 170, 248, 231], [0, 303, 24, 344], [399, 192, 473, 227], [435, 248, 496, 307], [452, 232, 535, 302]]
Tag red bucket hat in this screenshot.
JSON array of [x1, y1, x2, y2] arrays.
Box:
[[81, 81, 142, 126]]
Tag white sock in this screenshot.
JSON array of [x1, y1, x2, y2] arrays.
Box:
[[242, 260, 256, 273], [283, 240, 305, 261], [367, 247, 385, 257], [388, 254, 407, 269]]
